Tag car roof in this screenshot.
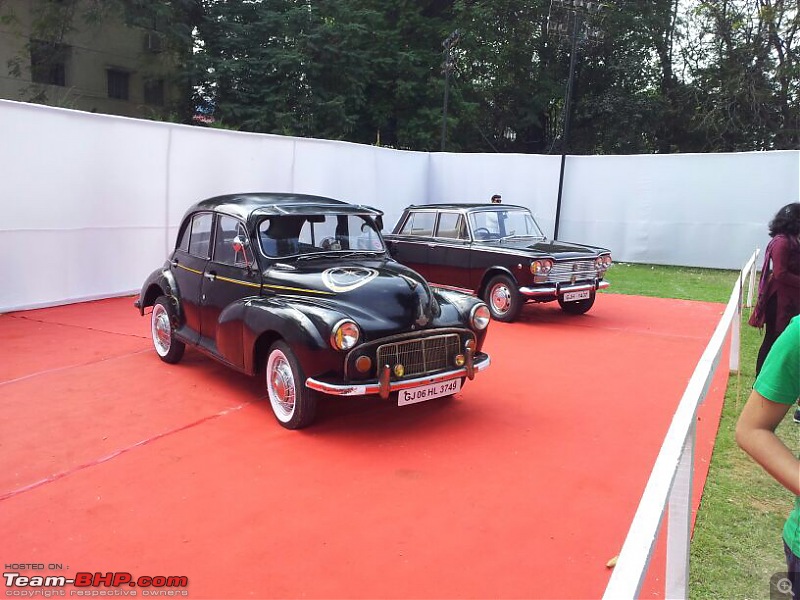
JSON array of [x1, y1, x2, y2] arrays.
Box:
[[404, 203, 529, 212], [186, 193, 382, 222]]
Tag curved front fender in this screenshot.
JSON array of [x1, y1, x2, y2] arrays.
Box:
[[239, 298, 336, 375]]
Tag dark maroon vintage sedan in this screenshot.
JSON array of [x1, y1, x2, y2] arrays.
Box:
[[135, 193, 491, 429], [384, 203, 612, 322]]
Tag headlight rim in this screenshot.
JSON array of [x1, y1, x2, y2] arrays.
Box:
[[470, 303, 491, 330], [330, 319, 361, 351]]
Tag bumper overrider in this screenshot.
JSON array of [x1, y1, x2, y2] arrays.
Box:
[[306, 352, 490, 399], [519, 279, 610, 298]]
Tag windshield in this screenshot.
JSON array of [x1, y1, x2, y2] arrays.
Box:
[[257, 214, 385, 258], [468, 209, 544, 241]]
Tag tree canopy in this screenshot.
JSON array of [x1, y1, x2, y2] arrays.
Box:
[[6, 0, 798, 153]]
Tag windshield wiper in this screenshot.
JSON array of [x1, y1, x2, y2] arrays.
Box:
[[502, 234, 546, 241], [338, 250, 384, 259], [293, 252, 338, 261]]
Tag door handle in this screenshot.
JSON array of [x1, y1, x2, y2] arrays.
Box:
[[204, 272, 216, 281]]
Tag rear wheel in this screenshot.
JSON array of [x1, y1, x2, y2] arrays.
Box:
[[558, 292, 596, 315], [483, 274, 522, 322], [151, 296, 185, 364], [265, 341, 318, 429]]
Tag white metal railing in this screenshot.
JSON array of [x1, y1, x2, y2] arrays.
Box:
[[603, 249, 761, 599]]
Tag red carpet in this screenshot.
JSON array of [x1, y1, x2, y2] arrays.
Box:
[[0, 294, 728, 599]]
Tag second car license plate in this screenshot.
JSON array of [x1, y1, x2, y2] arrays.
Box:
[[398, 379, 461, 406], [563, 289, 591, 302]]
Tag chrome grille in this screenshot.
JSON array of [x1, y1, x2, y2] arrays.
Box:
[[376, 334, 461, 378], [548, 260, 597, 283]]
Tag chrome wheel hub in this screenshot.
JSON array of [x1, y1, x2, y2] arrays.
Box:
[[490, 284, 511, 314], [268, 353, 296, 419], [151, 304, 171, 356]]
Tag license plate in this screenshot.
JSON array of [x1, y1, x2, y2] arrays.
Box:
[[563, 289, 590, 302], [398, 379, 461, 406]]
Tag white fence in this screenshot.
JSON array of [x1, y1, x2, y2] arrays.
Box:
[[603, 249, 760, 599]]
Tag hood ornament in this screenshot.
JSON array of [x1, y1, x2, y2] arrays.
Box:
[[322, 267, 378, 292]]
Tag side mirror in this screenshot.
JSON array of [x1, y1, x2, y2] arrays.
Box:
[[375, 216, 384, 231], [232, 235, 254, 269]]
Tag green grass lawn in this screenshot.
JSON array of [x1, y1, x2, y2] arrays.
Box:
[[604, 263, 798, 599]]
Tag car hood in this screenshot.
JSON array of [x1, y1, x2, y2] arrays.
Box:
[[262, 256, 442, 332], [486, 237, 609, 259]]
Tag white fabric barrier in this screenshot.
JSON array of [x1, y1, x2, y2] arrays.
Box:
[[1, 99, 798, 312], [554, 153, 799, 270], [429, 152, 562, 232]]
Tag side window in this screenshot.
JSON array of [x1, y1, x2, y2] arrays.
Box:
[[213, 215, 253, 267], [176, 220, 191, 252], [398, 212, 435, 237], [188, 213, 213, 258], [436, 212, 466, 240]]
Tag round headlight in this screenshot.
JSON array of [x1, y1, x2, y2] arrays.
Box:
[[530, 259, 553, 275], [596, 255, 612, 270], [331, 320, 360, 350], [470, 304, 491, 330]]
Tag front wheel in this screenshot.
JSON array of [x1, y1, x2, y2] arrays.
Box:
[[558, 291, 596, 315], [483, 274, 523, 322], [151, 296, 185, 364], [265, 341, 318, 429]]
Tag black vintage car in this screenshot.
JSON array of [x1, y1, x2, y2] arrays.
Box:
[[135, 193, 491, 429], [384, 203, 612, 322]]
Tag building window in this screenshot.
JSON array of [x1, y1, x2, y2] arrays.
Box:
[[107, 69, 130, 100], [144, 79, 164, 106], [30, 40, 67, 86]]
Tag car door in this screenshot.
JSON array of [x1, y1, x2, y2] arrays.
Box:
[[466, 210, 506, 290], [386, 210, 436, 281], [170, 211, 213, 345], [199, 215, 261, 369], [425, 211, 473, 291]]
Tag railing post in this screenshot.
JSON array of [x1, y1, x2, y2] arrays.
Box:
[[666, 422, 695, 599], [746, 249, 759, 309], [730, 276, 742, 372]]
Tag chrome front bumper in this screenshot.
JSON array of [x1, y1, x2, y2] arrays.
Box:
[[306, 353, 491, 398], [519, 279, 610, 298]]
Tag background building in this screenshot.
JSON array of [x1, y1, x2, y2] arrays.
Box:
[[0, 0, 182, 119]]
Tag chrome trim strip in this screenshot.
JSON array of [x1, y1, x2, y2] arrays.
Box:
[[519, 280, 610, 297], [305, 355, 491, 396]]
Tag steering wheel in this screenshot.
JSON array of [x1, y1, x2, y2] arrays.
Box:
[[320, 237, 341, 251], [473, 227, 491, 240]]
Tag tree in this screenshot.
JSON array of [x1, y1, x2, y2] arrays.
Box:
[[194, 0, 456, 150], [681, 0, 799, 150], [195, 1, 382, 139]]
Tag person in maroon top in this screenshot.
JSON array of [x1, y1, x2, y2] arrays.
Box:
[[750, 203, 800, 417]]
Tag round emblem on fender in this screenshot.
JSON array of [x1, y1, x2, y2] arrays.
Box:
[[322, 267, 379, 292]]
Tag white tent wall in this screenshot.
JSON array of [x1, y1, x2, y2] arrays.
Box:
[[1, 101, 170, 312], [554, 152, 800, 269], [429, 152, 561, 231], [1, 99, 798, 312]]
